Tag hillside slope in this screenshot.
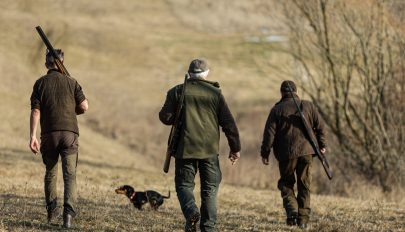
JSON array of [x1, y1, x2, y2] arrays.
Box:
[[0, 0, 287, 189]]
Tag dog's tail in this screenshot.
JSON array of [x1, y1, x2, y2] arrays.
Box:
[[163, 190, 170, 199]]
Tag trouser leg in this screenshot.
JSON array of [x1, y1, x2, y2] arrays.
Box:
[[199, 156, 221, 232], [41, 133, 59, 208], [278, 158, 298, 217], [296, 155, 313, 224], [175, 159, 199, 219], [43, 154, 59, 207], [61, 152, 77, 216]]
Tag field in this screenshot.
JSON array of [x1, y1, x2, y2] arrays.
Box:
[[0, 0, 404, 231], [1, 135, 404, 231]]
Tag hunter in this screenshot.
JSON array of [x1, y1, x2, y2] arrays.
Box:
[[159, 59, 241, 232], [29, 49, 88, 228], [260, 80, 327, 229]]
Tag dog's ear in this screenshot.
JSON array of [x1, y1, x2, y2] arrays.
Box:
[[123, 185, 135, 192]]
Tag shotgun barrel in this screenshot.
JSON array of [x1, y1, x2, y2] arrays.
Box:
[[35, 26, 70, 76]]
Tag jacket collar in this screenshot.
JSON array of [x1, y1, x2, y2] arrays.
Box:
[[281, 92, 300, 101], [188, 77, 220, 88], [47, 68, 61, 74]]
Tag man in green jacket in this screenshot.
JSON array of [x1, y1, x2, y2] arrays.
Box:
[[260, 80, 326, 229], [29, 49, 88, 228], [159, 59, 241, 232]]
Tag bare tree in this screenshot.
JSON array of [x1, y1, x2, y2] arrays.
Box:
[[279, 0, 405, 191]]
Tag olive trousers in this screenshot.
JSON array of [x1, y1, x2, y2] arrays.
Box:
[[277, 154, 313, 224], [40, 131, 78, 216], [175, 155, 222, 232]]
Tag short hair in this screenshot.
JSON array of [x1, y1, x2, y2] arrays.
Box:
[[45, 49, 64, 66], [280, 80, 297, 93]]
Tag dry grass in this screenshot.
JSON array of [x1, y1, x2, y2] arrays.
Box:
[[1, 139, 404, 231], [0, 0, 404, 231]]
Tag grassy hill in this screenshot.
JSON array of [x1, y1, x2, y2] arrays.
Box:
[[0, 0, 404, 231]]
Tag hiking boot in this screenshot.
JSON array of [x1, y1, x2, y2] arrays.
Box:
[[286, 212, 298, 226], [298, 223, 308, 229], [63, 213, 73, 228], [47, 207, 59, 224], [185, 211, 200, 232], [298, 218, 308, 230], [46, 200, 59, 223]]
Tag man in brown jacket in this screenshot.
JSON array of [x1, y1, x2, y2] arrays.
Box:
[[260, 80, 326, 229], [29, 49, 88, 228]]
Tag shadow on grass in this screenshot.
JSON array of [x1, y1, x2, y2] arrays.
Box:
[[0, 149, 154, 177], [0, 148, 150, 174], [0, 193, 43, 209], [2, 219, 71, 231], [0, 148, 37, 164], [79, 159, 148, 173]]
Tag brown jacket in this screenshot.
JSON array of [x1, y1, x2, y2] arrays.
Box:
[[260, 94, 326, 161]]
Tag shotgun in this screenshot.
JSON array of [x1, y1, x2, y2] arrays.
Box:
[[287, 82, 333, 180], [163, 74, 188, 173], [35, 26, 70, 76]]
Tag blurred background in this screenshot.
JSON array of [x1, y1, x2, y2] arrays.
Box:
[[0, 0, 404, 202]]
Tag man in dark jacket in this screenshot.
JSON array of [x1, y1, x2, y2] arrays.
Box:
[[159, 59, 241, 232], [29, 49, 88, 228], [260, 80, 326, 229]]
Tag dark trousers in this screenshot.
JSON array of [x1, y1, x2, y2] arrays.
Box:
[[277, 154, 313, 223], [175, 156, 222, 232], [40, 131, 78, 216]]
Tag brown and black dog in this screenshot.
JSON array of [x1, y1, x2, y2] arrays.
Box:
[[115, 185, 170, 210]]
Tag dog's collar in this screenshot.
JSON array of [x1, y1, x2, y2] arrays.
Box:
[[130, 192, 136, 200]]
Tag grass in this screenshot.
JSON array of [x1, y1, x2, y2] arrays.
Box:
[[1, 141, 404, 231], [0, 0, 404, 231]]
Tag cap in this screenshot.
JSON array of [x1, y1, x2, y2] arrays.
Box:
[[188, 59, 209, 74]]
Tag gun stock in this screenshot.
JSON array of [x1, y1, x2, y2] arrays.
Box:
[[163, 74, 188, 173], [317, 152, 333, 180], [163, 127, 175, 173], [163, 150, 171, 173]]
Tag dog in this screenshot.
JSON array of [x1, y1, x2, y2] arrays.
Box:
[[115, 185, 170, 210]]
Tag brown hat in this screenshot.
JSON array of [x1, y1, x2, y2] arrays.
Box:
[[280, 80, 297, 92], [188, 59, 209, 74]]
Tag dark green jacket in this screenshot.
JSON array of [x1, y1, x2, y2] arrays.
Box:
[[159, 77, 240, 159], [260, 94, 326, 161], [30, 69, 86, 135]]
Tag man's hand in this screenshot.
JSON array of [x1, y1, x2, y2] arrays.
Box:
[[262, 157, 269, 165], [76, 99, 89, 115], [229, 151, 240, 165], [320, 148, 326, 154], [29, 109, 40, 154], [29, 136, 40, 154]]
